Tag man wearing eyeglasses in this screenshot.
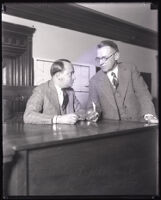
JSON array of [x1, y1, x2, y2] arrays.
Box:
[[86, 40, 158, 124]]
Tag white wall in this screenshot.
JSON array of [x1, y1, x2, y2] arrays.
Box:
[[2, 13, 158, 98]]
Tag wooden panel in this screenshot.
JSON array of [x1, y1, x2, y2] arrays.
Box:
[[3, 120, 158, 195], [2, 21, 35, 35], [2, 22, 35, 86], [27, 128, 158, 195], [3, 3, 157, 50], [7, 151, 28, 195], [3, 51, 34, 86], [2, 86, 34, 120]]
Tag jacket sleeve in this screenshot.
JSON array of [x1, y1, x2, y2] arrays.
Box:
[[87, 79, 102, 115], [23, 87, 53, 124], [131, 65, 157, 117], [72, 91, 86, 116]]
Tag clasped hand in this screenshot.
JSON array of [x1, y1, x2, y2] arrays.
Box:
[[86, 109, 99, 122], [58, 113, 79, 124]]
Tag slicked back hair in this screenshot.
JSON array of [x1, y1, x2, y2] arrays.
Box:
[[50, 59, 71, 77], [97, 40, 119, 52]]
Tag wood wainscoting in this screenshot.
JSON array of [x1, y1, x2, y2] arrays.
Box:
[[2, 22, 35, 122], [2, 86, 34, 121]]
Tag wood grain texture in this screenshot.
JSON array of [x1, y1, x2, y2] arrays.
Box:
[[28, 128, 158, 195], [3, 120, 158, 195]]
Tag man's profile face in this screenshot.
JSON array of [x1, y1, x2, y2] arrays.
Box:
[[59, 62, 75, 88], [97, 46, 117, 73]]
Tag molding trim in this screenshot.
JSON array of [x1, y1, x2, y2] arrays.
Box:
[[4, 3, 157, 50]]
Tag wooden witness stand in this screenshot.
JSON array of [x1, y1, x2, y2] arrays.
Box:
[[3, 119, 158, 196]]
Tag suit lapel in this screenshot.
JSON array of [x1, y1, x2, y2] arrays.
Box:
[[117, 63, 130, 105], [98, 71, 118, 110], [48, 80, 61, 114]]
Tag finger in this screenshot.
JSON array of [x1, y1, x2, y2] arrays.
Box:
[[149, 119, 158, 123], [90, 112, 99, 120], [68, 120, 75, 124], [70, 114, 77, 118], [92, 115, 98, 122], [73, 116, 79, 120], [92, 117, 98, 122], [71, 116, 78, 121], [87, 114, 95, 121]]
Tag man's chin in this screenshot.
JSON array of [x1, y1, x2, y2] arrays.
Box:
[[102, 68, 108, 73], [67, 83, 73, 88]]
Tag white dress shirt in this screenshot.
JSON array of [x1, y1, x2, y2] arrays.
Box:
[[55, 84, 64, 106], [52, 84, 64, 124]]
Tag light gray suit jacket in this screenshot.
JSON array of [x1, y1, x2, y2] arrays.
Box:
[[87, 63, 156, 121], [23, 80, 83, 124]]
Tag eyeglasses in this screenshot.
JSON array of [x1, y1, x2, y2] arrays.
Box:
[[95, 51, 116, 66]]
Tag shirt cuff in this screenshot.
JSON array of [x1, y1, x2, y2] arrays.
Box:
[[52, 116, 58, 124], [144, 114, 154, 121]]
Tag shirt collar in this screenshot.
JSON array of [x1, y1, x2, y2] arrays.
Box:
[[55, 84, 63, 94], [107, 65, 118, 77]]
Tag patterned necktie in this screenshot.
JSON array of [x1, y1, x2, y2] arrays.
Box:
[[111, 72, 119, 89], [62, 89, 69, 111]]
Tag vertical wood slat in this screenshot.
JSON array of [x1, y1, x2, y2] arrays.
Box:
[[6, 59, 9, 85], [12, 58, 16, 86], [24, 52, 27, 86], [26, 38, 29, 86], [15, 58, 18, 86], [8, 59, 12, 85], [22, 53, 25, 86], [11, 59, 13, 86], [19, 55, 23, 86], [18, 56, 20, 86]]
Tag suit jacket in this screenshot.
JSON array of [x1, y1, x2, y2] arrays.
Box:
[[87, 62, 156, 121], [23, 80, 83, 124]]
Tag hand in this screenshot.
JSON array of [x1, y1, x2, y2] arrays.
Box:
[[144, 114, 159, 124], [86, 109, 99, 122], [57, 113, 79, 124], [76, 110, 86, 121]]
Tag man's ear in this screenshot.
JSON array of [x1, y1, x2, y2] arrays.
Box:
[[55, 72, 62, 80], [114, 52, 120, 61]]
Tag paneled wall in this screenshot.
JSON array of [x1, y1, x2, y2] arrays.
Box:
[[2, 22, 35, 121], [2, 22, 35, 86], [3, 86, 34, 120]]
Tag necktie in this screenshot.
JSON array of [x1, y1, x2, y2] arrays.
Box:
[[62, 89, 69, 111], [111, 72, 119, 89]]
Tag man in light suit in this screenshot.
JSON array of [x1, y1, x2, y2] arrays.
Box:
[[24, 59, 85, 124], [86, 40, 158, 123]]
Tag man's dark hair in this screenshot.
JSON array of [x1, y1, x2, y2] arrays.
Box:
[[97, 40, 119, 52], [50, 59, 71, 77]]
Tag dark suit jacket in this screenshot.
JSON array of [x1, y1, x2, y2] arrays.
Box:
[[87, 62, 156, 121], [24, 80, 83, 124]]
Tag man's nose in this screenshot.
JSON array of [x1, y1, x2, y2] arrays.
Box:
[[100, 59, 104, 66]]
